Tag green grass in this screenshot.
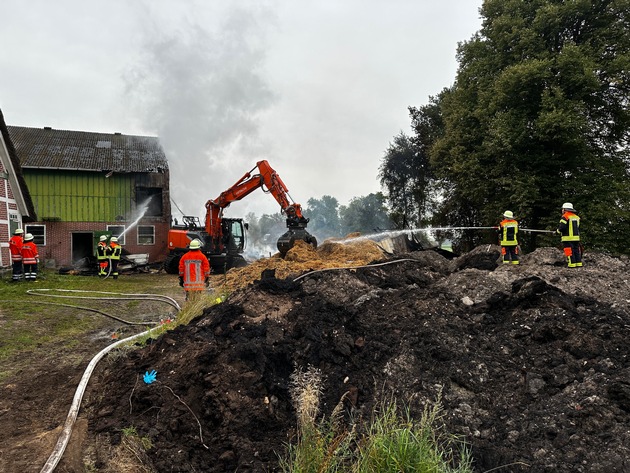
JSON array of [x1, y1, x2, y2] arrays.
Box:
[[0, 268, 186, 382], [279, 367, 472, 473]]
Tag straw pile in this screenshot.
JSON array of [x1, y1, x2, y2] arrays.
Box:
[[210, 237, 385, 293]]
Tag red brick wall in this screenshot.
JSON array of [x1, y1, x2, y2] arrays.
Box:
[[28, 219, 170, 268]]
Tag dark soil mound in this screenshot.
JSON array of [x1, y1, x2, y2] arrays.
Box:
[[87, 247, 630, 472]]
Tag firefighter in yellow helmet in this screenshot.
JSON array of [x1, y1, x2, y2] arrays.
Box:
[[557, 202, 583, 268], [498, 210, 519, 265]]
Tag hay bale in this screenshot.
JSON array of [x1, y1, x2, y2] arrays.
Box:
[[211, 236, 386, 293]]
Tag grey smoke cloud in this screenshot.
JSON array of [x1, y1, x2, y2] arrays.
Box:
[[124, 5, 277, 218]]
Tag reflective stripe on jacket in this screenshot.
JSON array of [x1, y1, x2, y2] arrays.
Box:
[[21, 241, 39, 265], [9, 235, 23, 262], [178, 250, 210, 291], [558, 212, 580, 242], [499, 219, 518, 246], [97, 242, 108, 260], [108, 243, 122, 260]]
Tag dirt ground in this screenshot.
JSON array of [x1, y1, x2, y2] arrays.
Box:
[[2, 242, 630, 472]]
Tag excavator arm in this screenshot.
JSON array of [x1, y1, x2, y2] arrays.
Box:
[[204, 160, 316, 256]]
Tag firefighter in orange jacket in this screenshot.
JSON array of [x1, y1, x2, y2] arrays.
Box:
[[178, 239, 210, 301], [9, 228, 24, 282], [21, 233, 39, 281], [557, 202, 582, 268], [498, 210, 519, 265]]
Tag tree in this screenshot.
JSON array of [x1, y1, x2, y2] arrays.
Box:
[[429, 0, 630, 252], [339, 193, 392, 235], [305, 195, 342, 240], [378, 129, 435, 229]]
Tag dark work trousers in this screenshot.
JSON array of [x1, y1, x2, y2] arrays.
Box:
[[12, 261, 23, 281], [563, 241, 583, 267]]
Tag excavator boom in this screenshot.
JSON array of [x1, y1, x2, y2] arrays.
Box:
[[205, 160, 316, 256]]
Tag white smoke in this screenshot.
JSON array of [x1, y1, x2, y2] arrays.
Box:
[[123, 2, 277, 219]]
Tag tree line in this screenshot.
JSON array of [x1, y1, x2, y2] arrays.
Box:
[[245, 193, 392, 252], [381, 0, 629, 254]]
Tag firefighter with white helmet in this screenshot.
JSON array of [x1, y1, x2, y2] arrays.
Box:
[[106, 236, 123, 279], [498, 210, 520, 265], [96, 234, 109, 277], [178, 239, 210, 301], [557, 202, 583, 267], [9, 228, 24, 282], [21, 233, 40, 281]]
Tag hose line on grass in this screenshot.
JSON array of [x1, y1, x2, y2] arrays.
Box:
[[26, 288, 182, 312], [3, 300, 154, 326]]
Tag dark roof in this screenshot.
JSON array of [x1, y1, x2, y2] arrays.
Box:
[[7, 126, 169, 173], [0, 110, 37, 220]]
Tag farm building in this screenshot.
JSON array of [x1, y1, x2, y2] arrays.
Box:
[[3, 119, 171, 269], [0, 110, 37, 268]]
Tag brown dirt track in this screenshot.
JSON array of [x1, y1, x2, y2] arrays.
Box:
[[2, 243, 630, 472]]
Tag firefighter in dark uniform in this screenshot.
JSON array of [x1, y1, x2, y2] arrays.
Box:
[[557, 202, 582, 268], [498, 210, 519, 265], [96, 235, 108, 277], [107, 236, 122, 279]]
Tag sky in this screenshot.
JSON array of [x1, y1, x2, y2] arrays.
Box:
[[0, 0, 483, 220]]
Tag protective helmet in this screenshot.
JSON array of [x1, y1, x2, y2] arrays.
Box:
[[24, 233, 34, 242], [110, 236, 118, 242], [503, 210, 514, 219], [99, 235, 107, 241], [562, 202, 574, 211], [14, 228, 24, 234], [189, 239, 202, 250]]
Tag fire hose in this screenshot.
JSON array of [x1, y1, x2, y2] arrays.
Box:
[[39, 328, 161, 473]]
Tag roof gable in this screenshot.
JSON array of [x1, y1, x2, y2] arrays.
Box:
[[0, 109, 36, 219], [7, 126, 169, 173]]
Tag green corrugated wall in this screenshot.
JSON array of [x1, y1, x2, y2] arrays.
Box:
[[24, 170, 134, 221]]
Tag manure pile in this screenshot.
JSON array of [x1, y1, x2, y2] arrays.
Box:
[[87, 246, 630, 472]]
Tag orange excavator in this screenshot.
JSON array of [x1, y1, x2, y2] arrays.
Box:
[[163, 160, 317, 274]]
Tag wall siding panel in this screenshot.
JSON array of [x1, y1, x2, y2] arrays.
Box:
[[25, 170, 135, 221]]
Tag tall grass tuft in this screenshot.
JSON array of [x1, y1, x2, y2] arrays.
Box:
[[280, 367, 472, 473], [354, 396, 472, 473], [280, 366, 353, 473]]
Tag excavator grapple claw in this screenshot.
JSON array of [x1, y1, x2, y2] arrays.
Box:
[[277, 229, 317, 257]]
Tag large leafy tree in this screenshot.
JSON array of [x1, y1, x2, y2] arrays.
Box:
[[430, 0, 630, 252], [380, 95, 445, 230], [379, 129, 435, 229]]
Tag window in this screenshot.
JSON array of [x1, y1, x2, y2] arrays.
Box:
[[9, 214, 20, 235], [137, 225, 155, 245], [107, 225, 126, 245], [135, 187, 163, 217], [25, 224, 46, 245]]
